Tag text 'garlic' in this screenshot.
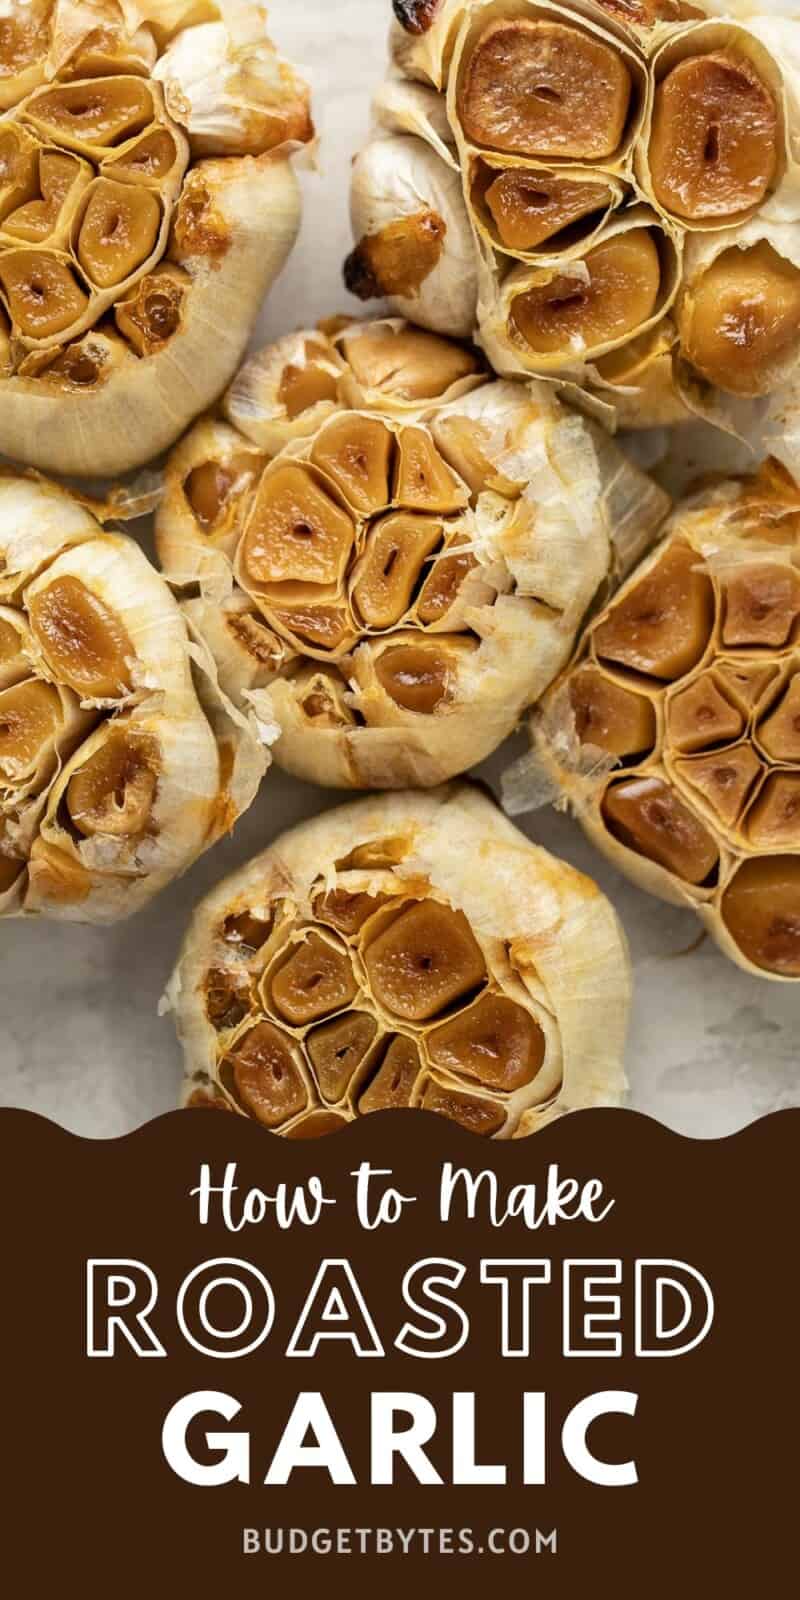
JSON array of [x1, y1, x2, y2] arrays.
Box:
[[167, 784, 631, 1137], [155, 315, 670, 790], [519, 458, 800, 981], [352, 2, 800, 439], [0, 1, 312, 475], [0, 468, 266, 922]]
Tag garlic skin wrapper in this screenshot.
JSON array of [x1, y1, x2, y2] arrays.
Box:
[[0, 1, 311, 476], [0, 469, 266, 923], [351, 1, 800, 432], [155, 316, 670, 791], [521, 460, 800, 981], [167, 784, 631, 1137]]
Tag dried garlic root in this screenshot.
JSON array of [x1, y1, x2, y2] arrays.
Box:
[[168, 784, 631, 1137], [155, 315, 670, 790], [351, 2, 800, 438], [0, 1, 312, 476], [523, 459, 800, 981], [0, 469, 266, 922]]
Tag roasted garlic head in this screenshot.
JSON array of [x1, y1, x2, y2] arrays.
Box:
[[521, 460, 800, 981], [0, 469, 266, 922], [155, 316, 669, 790], [350, 1, 800, 445], [0, 1, 311, 476], [168, 785, 631, 1135]]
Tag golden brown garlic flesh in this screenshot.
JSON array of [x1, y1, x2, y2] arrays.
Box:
[[0, 469, 266, 923], [170, 787, 631, 1137], [679, 244, 800, 399], [0, 3, 312, 476], [458, 18, 632, 161], [534, 466, 800, 980], [476, 164, 614, 254], [510, 230, 662, 359], [649, 53, 778, 224]]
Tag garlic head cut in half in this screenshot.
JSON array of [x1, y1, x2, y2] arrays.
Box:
[[169, 785, 631, 1136], [156, 316, 670, 791], [350, 2, 800, 432], [0, 469, 266, 922], [0, 1, 312, 476], [523, 459, 800, 980]]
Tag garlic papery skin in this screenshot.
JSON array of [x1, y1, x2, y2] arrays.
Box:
[[0, 1, 311, 476], [156, 316, 670, 792], [0, 468, 267, 923], [167, 784, 631, 1137], [350, 2, 800, 430], [520, 459, 800, 981], [153, 17, 312, 157], [346, 130, 479, 339]]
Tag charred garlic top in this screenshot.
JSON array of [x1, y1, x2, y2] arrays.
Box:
[[155, 316, 669, 791], [0, 1, 312, 476], [0, 468, 265, 922], [349, 1, 800, 455], [519, 460, 800, 981], [167, 785, 631, 1137]]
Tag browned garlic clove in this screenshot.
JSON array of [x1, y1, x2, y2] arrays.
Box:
[[679, 243, 800, 399], [510, 230, 662, 358], [603, 774, 720, 884], [649, 53, 778, 224], [594, 542, 715, 681], [167, 787, 630, 1136], [721, 856, 800, 977], [458, 18, 632, 161], [569, 665, 657, 759], [475, 162, 614, 254]]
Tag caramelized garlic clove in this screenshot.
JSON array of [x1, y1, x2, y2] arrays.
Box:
[[240, 463, 355, 590], [340, 321, 480, 403], [421, 1080, 506, 1137], [314, 888, 390, 936], [458, 19, 632, 161], [721, 857, 800, 977], [477, 164, 614, 254], [758, 675, 800, 763], [0, 678, 62, 772], [668, 672, 745, 755], [648, 52, 778, 224], [416, 541, 478, 625], [185, 454, 259, 534], [364, 899, 487, 1022], [747, 774, 800, 850], [102, 126, 180, 185], [115, 263, 189, 355], [569, 665, 657, 758], [427, 992, 545, 1092], [679, 244, 800, 398], [594, 541, 715, 682], [272, 604, 352, 655], [279, 356, 340, 422], [25, 77, 154, 151], [65, 729, 157, 838], [307, 1011, 378, 1102], [674, 745, 762, 830], [0, 249, 89, 339], [77, 177, 161, 289], [510, 230, 662, 359], [227, 1021, 308, 1128], [27, 575, 134, 699], [222, 908, 274, 953], [393, 426, 468, 513], [722, 562, 800, 649], [310, 413, 393, 515], [344, 209, 447, 302], [27, 837, 91, 906], [375, 640, 451, 714], [359, 1035, 420, 1114], [352, 512, 443, 630], [270, 932, 359, 1026], [204, 966, 253, 1033], [603, 775, 720, 884]]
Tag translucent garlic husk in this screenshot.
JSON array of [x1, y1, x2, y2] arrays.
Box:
[[0, 0, 311, 476], [353, 2, 800, 430], [155, 315, 670, 791], [166, 784, 631, 1137], [517, 459, 800, 981], [0, 469, 267, 922]]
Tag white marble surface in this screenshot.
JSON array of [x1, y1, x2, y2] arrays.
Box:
[[1, 0, 798, 1139]]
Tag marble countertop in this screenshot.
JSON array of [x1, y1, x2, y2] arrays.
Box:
[[1, 0, 798, 1139]]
